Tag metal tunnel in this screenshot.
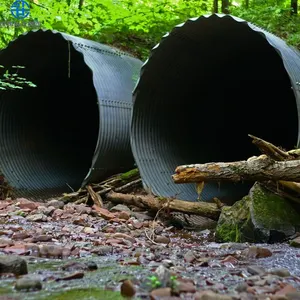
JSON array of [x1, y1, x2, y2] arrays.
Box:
[[131, 14, 300, 204], [0, 30, 142, 198]]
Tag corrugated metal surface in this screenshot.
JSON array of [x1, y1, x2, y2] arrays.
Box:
[[0, 30, 143, 198], [131, 13, 300, 203]]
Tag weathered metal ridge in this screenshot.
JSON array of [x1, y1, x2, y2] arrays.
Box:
[[0, 30, 143, 198], [131, 13, 300, 203]]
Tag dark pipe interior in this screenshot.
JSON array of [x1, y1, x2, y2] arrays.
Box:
[[0, 31, 99, 197], [133, 16, 298, 203]]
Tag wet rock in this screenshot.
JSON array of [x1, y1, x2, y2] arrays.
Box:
[[195, 290, 233, 300], [15, 275, 42, 291], [91, 245, 113, 255], [26, 214, 47, 222], [246, 246, 273, 258], [184, 250, 196, 263], [0, 255, 27, 275], [120, 279, 136, 298], [85, 261, 98, 270], [247, 265, 266, 275], [110, 204, 131, 213], [268, 268, 291, 277], [154, 235, 170, 244], [290, 237, 300, 248], [47, 200, 65, 209], [216, 183, 300, 243], [150, 287, 172, 299]]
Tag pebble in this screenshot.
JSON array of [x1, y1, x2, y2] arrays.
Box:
[[15, 275, 42, 291], [26, 214, 47, 222], [120, 279, 136, 298], [150, 287, 172, 299], [154, 235, 170, 244], [195, 290, 233, 300], [269, 268, 291, 277], [110, 204, 131, 213], [46, 200, 65, 209], [247, 265, 266, 276], [184, 250, 196, 263]]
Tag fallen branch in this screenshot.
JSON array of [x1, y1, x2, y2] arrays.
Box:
[[106, 191, 221, 220], [173, 156, 300, 183]]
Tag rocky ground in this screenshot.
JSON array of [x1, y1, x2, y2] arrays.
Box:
[[0, 198, 300, 300]]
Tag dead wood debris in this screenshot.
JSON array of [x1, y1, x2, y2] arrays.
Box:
[[173, 134, 300, 204]]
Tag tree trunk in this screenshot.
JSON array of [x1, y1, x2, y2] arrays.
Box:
[[221, 0, 229, 13], [291, 0, 298, 15], [106, 191, 221, 220], [213, 0, 218, 13]]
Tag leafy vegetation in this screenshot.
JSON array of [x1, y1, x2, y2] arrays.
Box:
[[0, 65, 36, 90], [0, 0, 300, 59]]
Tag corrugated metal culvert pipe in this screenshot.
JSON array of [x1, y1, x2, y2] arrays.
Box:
[[0, 30, 143, 198], [131, 13, 300, 204]]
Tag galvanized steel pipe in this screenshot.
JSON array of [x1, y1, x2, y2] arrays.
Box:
[[0, 30, 142, 198], [131, 14, 300, 203]]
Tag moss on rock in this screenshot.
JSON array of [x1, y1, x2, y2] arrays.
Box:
[[216, 183, 300, 243]]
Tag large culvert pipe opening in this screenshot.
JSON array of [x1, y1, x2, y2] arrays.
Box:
[[132, 14, 299, 203], [0, 31, 142, 198]]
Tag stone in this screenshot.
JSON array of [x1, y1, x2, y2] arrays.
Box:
[[246, 246, 272, 258], [290, 237, 300, 248], [216, 183, 300, 243], [46, 200, 65, 209], [184, 250, 196, 263], [247, 265, 266, 275], [0, 255, 28, 275], [91, 246, 113, 256], [110, 204, 131, 213], [286, 292, 300, 300], [120, 279, 136, 298], [150, 287, 172, 299], [15, 275, 42, 291], [195, 290, 233, 300], [269, 268, 291, 277], [26, 214, 47, 222], [154, 235, 170, 244]]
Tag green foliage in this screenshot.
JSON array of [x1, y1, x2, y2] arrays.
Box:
[[0, 65, 37, 90], [1, 0, 300, 60], [0, 0, 207, 59], [147, 275, 162, 289]]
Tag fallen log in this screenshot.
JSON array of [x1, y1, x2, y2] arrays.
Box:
[[249, 135, 300, 203], [173, 156, 300, 183], [106, 191, 221, 220]]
